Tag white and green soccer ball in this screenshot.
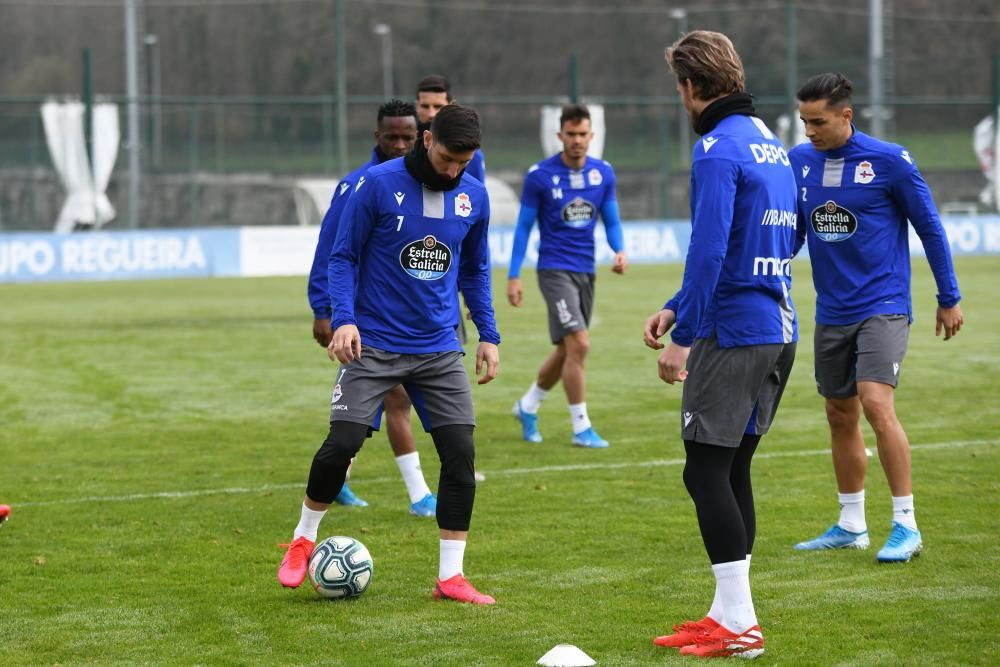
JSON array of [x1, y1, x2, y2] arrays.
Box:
[[307, 536, 373, 599]]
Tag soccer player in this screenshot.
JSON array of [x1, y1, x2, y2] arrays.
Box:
[[415, 74, 485, 183], [307, 100, 438, 517], [279, 105, 500, 605], [788, 73, 963, 562], [645, 31, 797, 658], [507, 103, 627, 448]]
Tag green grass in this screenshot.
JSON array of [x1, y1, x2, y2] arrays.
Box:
[[1, 257, 998, 665]]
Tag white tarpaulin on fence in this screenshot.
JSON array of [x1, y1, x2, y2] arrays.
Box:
[[540, 104, 605, 159], [40, 101, 120, 233]]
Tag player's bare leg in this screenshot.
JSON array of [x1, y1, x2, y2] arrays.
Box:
[[857, 380, 921, 562]]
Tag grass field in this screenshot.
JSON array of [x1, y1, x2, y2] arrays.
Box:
[[1, 256, 998, 666]]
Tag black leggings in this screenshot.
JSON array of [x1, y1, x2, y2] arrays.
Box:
[[306, 421, 477, 532], [682, 434, 761, 565]]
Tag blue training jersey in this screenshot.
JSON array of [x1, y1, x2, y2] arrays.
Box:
[[329, 158, 500, 354], [519, 154, 618, 273], [467, 149, 486, 184], [789, 128, 960, 325], [667, 114, 799, 348], [307, 148, 380, 319]]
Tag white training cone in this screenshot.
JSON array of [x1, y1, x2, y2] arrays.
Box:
[[537, 644, 596, 667]]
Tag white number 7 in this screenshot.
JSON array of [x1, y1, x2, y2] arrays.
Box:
[[396, 215, 404, 231]]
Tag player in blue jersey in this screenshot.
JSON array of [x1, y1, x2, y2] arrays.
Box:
[[306, 100, 438, 517], [279, 105, 501, 605], [507, 103, 627, 448], [645, 31, 798, 658], [788, 73, 963, 563], [415, 74, 485, 183]]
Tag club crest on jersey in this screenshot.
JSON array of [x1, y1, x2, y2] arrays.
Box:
[[561, 197, 596, 228], [332, 384, 343, 403], [400, 235, 452, 280], [810, 200, 858, 242], [454, 192, 472, 218], [587, 168, 603, 186], [854, 160, 875, 184]]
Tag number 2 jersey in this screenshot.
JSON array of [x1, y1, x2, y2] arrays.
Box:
[[329, 157, 500, 354], [667, 114, 799, 348], [788, 129, 960, 326]]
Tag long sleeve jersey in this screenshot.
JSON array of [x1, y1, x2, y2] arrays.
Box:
[[509, 154, 623, 277], [666, 114, 799, 348], [307, 148, 380, 319], [329, 157, 499, 353], [789, 128, 960, 325]]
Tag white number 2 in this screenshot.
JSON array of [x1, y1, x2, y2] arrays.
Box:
[[801, 187, 808, 203]]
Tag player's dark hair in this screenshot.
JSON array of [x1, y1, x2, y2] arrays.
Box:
[[559, 104, 591, 127], [665, 30, 745, 100], [797, 72, 854, 109], [377, 99, 417, 126], [430, 104, 481, 152], [416, 74, 452, 100]]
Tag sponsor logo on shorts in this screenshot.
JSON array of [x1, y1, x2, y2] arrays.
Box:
[[400, 235, 452, 280], [561, 197, 596, 228], [331, 404, 349, 411], [683, 411, 694, 427], [810, 200, 858, 242], [555, 298, 577, 326]]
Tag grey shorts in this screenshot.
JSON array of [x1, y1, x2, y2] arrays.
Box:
[[330, 347, 475, 431], [537, 269, 595, 344], [815, 314, 909, 398], [681, 335, 797, 447]]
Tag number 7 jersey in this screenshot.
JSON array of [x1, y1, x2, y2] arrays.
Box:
[[329, 158, 499, 354]]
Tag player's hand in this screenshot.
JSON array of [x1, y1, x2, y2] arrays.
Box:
[[936, 304, 964, 341], [643, 309, 676, 350], [329, 324, 362, 364], [313, 318, 333, 347], [658, 342, 690, 385], [475, 342, 500, 385], [612, 251, 628, 275], [507, 278, 523, 307]]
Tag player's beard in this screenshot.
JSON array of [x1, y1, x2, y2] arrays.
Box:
[[404, 141, 464, 191]]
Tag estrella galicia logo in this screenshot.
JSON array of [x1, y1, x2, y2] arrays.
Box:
[[561, 197, 596, 228], [810, 200, 858, 242], [400, 235, 452, 280]]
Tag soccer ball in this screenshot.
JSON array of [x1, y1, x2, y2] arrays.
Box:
[[307, 536, 373, 599]]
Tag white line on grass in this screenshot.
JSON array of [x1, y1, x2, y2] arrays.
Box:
[[11, 438, 997, 508]]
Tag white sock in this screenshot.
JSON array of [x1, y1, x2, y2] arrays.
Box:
[[706, 580, 724, 624], [892, 494, 917, 530], [395, 452, 433, 504], [439, 539, 466, 580], [519, 382, 549, 414], [569, 402, 592, 433], [712, 559, 757, 634], [292, 503, 326, 541], [837, 490, 867, 533], [708, 554, 750, 624]]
